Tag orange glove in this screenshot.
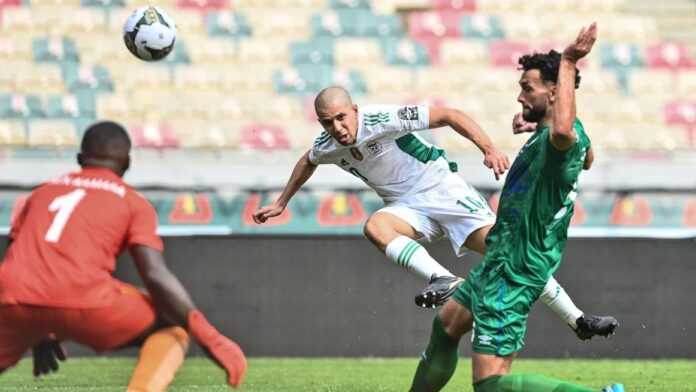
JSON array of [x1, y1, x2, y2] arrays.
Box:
[[188, 310, 247, 388]]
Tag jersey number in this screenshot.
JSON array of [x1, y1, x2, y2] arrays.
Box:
[[45, 189, 86, 243]]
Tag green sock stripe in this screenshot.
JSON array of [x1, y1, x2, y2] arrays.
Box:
[[397, 242, 419, 267], [401, 242, 422, 267]]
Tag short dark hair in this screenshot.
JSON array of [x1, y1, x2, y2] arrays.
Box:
[[518, 50, 581, 89], [81, 121, 131, 157]]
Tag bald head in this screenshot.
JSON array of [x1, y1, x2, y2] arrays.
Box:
[[314, 86, 353, 113], [78, 121, 131, 177]]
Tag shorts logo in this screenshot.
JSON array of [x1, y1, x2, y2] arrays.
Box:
[[366, 141, 383, 155], [398, 106, 419, 120], [477, 334, 493, 346], [350, 147, 363, 161]]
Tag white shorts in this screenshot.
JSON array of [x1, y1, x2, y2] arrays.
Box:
[[377, 174, 495, 257]]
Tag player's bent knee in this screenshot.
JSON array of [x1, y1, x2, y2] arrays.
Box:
[[439, 300, 473, 338]]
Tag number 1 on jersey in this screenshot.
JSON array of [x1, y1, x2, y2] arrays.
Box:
[[45, 189, 86, 243]]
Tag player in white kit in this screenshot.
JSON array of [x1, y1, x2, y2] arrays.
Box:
[[253, 86, 617, 340]]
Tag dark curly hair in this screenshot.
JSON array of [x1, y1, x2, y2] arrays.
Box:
[[518, 50, 581, 89]]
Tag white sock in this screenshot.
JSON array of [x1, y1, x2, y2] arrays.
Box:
[[384, 236, 453, 280], [539, 275, 584, 328]]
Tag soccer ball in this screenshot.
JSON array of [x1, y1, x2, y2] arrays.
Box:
[[123, 6, 177, 61]]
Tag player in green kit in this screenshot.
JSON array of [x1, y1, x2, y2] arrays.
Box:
[[409, 23, 625, 392]]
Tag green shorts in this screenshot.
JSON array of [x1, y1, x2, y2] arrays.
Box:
[[453, 260, 544, 357]]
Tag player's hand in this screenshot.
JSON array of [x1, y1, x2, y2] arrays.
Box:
[[252, 202, 285, 224], [32, 337, 67, 377], [563, 22, 598, 63], [512, 112, 536, 134], [483, 147, 510, 181], [189, 310, 247, 388]]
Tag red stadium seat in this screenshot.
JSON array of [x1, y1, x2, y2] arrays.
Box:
[[413, 37, 442, 65], [131, 122, 180, 149], [664, 101, 696, 126], [240, 123, 291, 151], [176, 0, 230, 13], [645, 42, 696, 70], [430, 0, 476, 11], [489, 41, 531, 67], [408, 11, 463, 39]]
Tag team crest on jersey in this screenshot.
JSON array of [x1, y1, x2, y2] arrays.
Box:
[[398, 106, 419, 120], [350, 147, 363, 161], [366, 141, 383, 155]]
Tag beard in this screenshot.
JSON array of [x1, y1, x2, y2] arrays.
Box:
[[522, 107, 546, 123]]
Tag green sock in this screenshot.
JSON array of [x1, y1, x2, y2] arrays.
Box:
[[474, 374, 597, 392], [409, 315, 460, 392]]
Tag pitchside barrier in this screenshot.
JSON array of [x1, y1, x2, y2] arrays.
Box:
[[22, 234, 692, 359]]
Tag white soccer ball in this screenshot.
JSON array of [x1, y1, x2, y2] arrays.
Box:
[[123, 6, 177, 62]]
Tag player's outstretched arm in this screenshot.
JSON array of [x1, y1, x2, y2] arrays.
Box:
[[131, 245, 247, 387], [430, 106, 510, 180], [552, 22, 597, 151], [252, 149, 317, 223]]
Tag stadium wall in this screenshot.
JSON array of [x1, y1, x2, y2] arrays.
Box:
[[65, 236, 696, 359]]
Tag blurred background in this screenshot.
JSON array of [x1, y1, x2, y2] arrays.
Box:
[[1, 0, 695, 359]]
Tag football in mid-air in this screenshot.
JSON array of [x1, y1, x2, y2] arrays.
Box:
[[123, 6, 177, 61]]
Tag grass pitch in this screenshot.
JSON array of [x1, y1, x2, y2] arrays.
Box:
[[2, 357, 694, 391]]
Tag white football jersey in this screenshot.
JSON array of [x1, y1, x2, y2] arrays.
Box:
[[308, 104, 458, 203]]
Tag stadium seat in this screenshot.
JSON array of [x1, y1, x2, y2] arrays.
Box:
[[80, 0, 127, 7], [362, 66, 417, 94], [131, 122, 180, 148], [624, 69, 675, 97], [645, 42, 696, 70], [0, 120, 27, 146], [28, 120, 79, 147], [676, 71, 696, 98], [37, 6, 105, 33], [237, 38, 290, 65], [599, 43, 643, 69], [176, 0, 229, 13], [272, 64, 333, 95], [664, 101, 696, 126], [408, 11, 462, 39], [45, 92, 96, 119], [0, 94, 45, 119], [13, 64, 65, 95], [334, 38, 383, 69], [173, 119, 240, 149], [382, 38, 431, 66], [459, 14, 504, 40], [489, 41, 531, 67], [32, 37, 80, 63], [96, 94, 135, 123], [290, 39, 334, 65], [498, 14, 548, 40], [0, 36, 31, 61], [245, 8, 311, 38], [112, 63, 173, 91], [439, 39, 489, 66], [62, 63, 114, 93], [187, 35, 238, 63], [239, 123, 292, 151], [329, 0, 371, 9], [310, 11, 344, 36], [430, 0, 476, 11], [206, 11, 252, 38]]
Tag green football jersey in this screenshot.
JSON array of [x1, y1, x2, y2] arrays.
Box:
[[483, 119, 591, 287]]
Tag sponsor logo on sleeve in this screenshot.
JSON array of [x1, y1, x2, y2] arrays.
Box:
[[398, 106, 419, 120]]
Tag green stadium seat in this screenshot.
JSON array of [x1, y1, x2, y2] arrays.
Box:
[[290, 39, 334, 65], [381, 38, 430, 66], [32, 37, 80, 63], [0, 94, 45, 118], [459, 14, 504, 40], [329, 0, 371, 9], [206, 11, 252, 38], [272, 64, 333, 96], [61, 62, 114, 93], [332, 69, 368, 95], [600, 43, 644, 69], [159, 39, 191, 66], [80, 0, 126, 7], [45, 91, 96, 119]]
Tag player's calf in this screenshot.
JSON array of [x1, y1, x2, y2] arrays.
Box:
[[573, 314, 619, 341]]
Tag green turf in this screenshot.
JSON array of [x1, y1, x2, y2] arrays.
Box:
[[2, 357, 694, 391]]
